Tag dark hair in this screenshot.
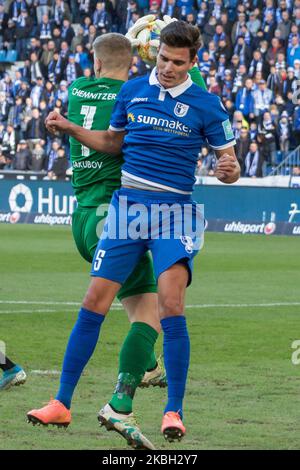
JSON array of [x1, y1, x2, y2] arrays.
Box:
[[160, 21, 201, 61]]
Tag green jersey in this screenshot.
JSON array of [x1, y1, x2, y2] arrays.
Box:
[[68, 76, 125, 208]]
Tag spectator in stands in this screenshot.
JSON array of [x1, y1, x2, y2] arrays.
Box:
[[55, 80, 68, 107], [40, 40, 56, 74], [39, 14, 53, 45], [93, 1, 112, 34], [44, 80, 55, 108], [13, 139, 31, 171], [83, 24, 97, 51], [71, 26, 85, 52], [198, 146, 217, 176], [0, 92, 9, 124], [277, 110, 292, 157], [21, 97, 33, 132], [249, 49, 266, 78], [244, 140, 263, 177], [65, 54, 82, 84], [30, 77, 45, 108], [233, 35, 252, 68], [61, 18, 75, 45], [27, 38, 42, 60], [35, 0, 51, 25], [8, 95, 23, 143], [30, 140, 46, 171], [208, 75, 221, 96], [18, 79, 30, 100], [74, 44, 91, 71], [53, 0, 71, 26], [3, 19, 16, 52], [78, 1, 91, 23], [285, 66, 298, 97], [253, 79, 273, 118], [26, 108, 46, 141], [162, 0, 181, 20], [235, 77, 255, 121], [10, 0, 27, 22], [47, 139, 60, 172], [0, 146, 9, 170], [287, 34, 300, 66], [277, 9, 292, 46], [293, 97, 300, 146], [39, 99, 48, 123], [0, 4, 8, 48], [247, 10, 261, 37], [257, 111, 277, 169], [267, 65, 283, 94], [30, 52, 44, 83], [15, 8, 32, 60], [49, 147, 68, 180]]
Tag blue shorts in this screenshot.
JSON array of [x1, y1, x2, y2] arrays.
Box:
[[91, 188, 204, 286]]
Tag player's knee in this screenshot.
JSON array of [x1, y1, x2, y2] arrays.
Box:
[[159, 296, 184, 318], [82, 291, 110, 315]]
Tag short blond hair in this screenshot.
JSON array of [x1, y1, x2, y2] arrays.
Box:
[[93, 33, 132, 71]]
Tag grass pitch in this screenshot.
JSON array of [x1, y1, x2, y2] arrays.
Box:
[[0, 224, 300, 450]]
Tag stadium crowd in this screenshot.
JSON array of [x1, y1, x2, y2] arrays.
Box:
[[1, 0, 300, 178]]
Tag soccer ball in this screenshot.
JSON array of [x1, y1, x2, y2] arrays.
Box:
[[136, 21, 161, 65], [126, 15, 177, 66]]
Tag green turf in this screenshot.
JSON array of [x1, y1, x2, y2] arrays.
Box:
[[0, 224, 300, 450]]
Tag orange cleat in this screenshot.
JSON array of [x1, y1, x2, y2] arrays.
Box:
[[161, 411, 186, 442], [27, 398, 71, 428]]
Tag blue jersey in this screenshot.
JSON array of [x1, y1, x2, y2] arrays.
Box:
[[110, 68, 235, 194]]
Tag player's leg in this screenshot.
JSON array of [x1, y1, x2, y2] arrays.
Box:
[[149, 206, 204, 442], [27, 276, 120, 427], [0, 353, 26, 390], [118, 253, 166, 388], [157, 263, 190, 442]]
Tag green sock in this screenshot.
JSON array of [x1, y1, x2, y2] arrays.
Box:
[[109, 322, 158, 413], [147, 350, 157, 371]]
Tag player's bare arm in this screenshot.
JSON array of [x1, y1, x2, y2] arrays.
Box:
[[45, 111, 125, 155], [214, 146, 240, 184]]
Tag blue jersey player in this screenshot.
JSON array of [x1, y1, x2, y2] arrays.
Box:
[[38, 22, 240, 447]]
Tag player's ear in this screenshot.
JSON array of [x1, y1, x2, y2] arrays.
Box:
[[189, 55, 197, 69], [95, 57, 102, 74]]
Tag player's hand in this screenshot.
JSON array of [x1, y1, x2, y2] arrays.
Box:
[[125, 14, 178, 49], [125, 15, 156, 47], [45, 111, 70, 135], [214, 154, 240, 184]]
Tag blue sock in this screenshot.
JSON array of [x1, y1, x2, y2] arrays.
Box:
[[56, 307, 105, 409], [161, 316, 190, 419]]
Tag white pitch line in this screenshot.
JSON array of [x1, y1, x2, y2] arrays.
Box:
[[31, 370, 61, 375], [0, 300, 122, 307], [1, 301, 300, 313], [185, 302, 300, 309]]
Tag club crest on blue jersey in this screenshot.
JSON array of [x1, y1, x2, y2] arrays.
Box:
[[180, 235, 194, 254], [174, 102, 189, 118]]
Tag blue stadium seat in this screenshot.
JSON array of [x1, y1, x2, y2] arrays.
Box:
[[5, 50, 18, 63], [276, 151, 283, 164], [0, 50, 6, 62]]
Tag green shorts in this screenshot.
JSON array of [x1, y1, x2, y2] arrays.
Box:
[[72, 205, 157, 301]]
